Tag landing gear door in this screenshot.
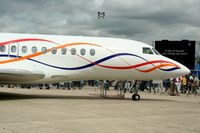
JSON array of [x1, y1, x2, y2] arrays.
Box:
[[8, 42, 19, 58]]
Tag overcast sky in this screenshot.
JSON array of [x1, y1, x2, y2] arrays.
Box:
[[0, 0, 200, 45]]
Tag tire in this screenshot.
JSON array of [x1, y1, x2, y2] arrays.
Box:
[[132, 94, 140, 101]]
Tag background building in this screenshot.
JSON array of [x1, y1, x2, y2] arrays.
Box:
[[153, 40, 200, 78]]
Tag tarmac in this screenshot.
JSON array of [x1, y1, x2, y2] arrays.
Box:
[[0, 87, 200, 133]]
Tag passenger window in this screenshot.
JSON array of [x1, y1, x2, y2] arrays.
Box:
[[90, 49, 95, 56], [32, 46, 37, 53], [71, 48, 76, 55], [61, 48, 67, 55], [0, 46, 6, 52], [143, 47, 154, 54], [22, 46, 27, 53], [41, 47, 47, 54], [80, 48, 86, 55], [11, 46, 17, 52], [51, 47, 57, 54]]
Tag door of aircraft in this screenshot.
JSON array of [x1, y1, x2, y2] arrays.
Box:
[[8, 42, 19, 58]]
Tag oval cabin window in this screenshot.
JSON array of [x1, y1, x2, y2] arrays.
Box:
[[0, 46, 6, 52], [61, 48, 67, 55], [90, 49, 95, 56], [51, 47, 57, 54], [21, 46, 27, 53], [11, 45, 17, 53], [41, 47, 47, 54], [80, 48, 86, 55], [71, 48, 76, 55], [32, 46, 37, 53]]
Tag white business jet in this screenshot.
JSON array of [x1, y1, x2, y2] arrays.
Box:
[[0, 33, 190, 100]]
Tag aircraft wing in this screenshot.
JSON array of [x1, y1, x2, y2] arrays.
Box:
[[0, 69, 45, 83]]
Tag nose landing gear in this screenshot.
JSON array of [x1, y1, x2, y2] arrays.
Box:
[[129, 80, 141, 101]]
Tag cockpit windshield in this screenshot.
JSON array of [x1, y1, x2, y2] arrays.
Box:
[[143, 47, 154, 54], [152, 48, 161, 55]]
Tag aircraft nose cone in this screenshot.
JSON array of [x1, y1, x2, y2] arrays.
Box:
[[180, 64, 190, 75], [161, 56, 191, 78], [172, 60, 190, 77]]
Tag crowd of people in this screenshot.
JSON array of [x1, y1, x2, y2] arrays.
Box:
[[95, 74, 200, 96], [169, 74, 199, 96], [80, 75, 199, 97], [2, 73, 199, 97], [135, 73, 199, 96], [35, 74, 200, 97]]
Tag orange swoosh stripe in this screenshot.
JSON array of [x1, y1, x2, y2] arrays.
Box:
[[0, 38, 58, 46], [137, 64, 176, 73]]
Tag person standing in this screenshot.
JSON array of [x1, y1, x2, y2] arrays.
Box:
[[163, 79, 170, 93], [170, 78, 175, 96], [175, 76, 182, 94], [191, 75, 198, 96], [181, 76, 187, 93], [186, 74, 193, 95]]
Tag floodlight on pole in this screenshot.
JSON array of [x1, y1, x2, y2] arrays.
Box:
[[97, 11, 105, 37]]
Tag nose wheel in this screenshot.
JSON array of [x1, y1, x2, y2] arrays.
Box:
[[132, 94, 140, 101]]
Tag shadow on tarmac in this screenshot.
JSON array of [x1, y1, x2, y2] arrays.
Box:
[[0, 92, 103, 101], [0, 91, 173, 102]]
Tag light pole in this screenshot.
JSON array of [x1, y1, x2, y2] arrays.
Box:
[[198, 41, 200, 64], [197, 41, 200, 78], [97, 12, 105, 37]]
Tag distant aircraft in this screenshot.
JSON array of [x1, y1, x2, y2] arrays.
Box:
[[0, 33, 190, 100]]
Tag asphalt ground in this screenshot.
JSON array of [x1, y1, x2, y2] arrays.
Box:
[[0, 87, 199, 133]]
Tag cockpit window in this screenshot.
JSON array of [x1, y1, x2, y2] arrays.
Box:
[[152, 48, 160, 55], [143, 47, 154, 54]]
